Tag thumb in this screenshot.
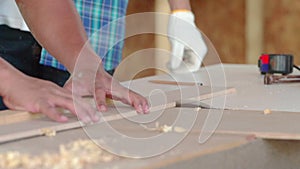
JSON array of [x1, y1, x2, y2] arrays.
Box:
[[186, 50, 201, 72], [169, 40, 185, 69]]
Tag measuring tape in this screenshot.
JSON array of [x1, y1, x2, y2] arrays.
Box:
[[258, 54, 300, 75]]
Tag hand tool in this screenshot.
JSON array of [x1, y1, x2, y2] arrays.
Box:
[[258, 54, 297, 75], [264, 73, 300, 85], [149, 80, 203, 86]]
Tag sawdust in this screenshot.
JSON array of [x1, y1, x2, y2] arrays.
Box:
[[0, 139, 115, 169]]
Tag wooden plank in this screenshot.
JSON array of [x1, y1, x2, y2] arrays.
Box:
[[107, 108, 300, 141], [210, 109, 300, 140]]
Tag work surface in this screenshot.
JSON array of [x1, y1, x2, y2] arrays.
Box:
[[126, 64, 300, 112], [0, 64, 300, 169]]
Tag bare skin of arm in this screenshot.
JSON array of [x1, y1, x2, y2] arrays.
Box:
[[14, 0, 149, 118], [168, 0, 192, 11]]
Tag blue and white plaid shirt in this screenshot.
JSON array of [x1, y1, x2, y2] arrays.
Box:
[[40, 0, 128, 71]]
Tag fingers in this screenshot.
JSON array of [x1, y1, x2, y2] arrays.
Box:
[[196, 32, 208, 61], [105, 83, 149, 114], [128, 91, 149, 114], [73, 97, 99, 123], [172, 50, 201, 73], [187, 50, 201, 72], [93, 71, 149, 115], [94, 88, 107, 112], [53, 95, 99, 123], [39, 101, 69, 122], [170, 41, 185, 69]]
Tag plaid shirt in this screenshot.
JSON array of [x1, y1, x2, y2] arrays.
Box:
[[40, 0, 128, 71]]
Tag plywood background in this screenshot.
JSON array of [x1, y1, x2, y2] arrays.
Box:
[[264, 0, 300, 65], [118, 0, 156, 81], [192, 0, 246, 64], [120, 0, 300, 80]]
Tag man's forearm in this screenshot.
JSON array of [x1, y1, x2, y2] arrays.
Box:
[[168, 0, 191, 11], [0, 58, 22, 96], [15, 0, 98, 72]]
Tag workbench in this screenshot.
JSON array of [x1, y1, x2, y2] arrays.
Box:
[[0, 64, 300, 169]]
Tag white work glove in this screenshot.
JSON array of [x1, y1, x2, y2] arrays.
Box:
[[168, 11, 207, 73]]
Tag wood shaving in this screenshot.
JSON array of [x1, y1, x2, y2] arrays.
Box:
[[173, 126, 187, 133], [41, 128, 56, 137], [140, 123, 186, 133], [0, 139, 116, 169], [264, 109, 272, 115], [160, 125, 172, 133], [195, 107, 202, 112]]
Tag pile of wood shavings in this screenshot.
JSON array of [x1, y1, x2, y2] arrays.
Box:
[[0, 139, 115, 169]]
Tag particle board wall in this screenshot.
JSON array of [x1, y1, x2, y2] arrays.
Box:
[[191, 0, 246, 64], [116, 0, 156, 81], [264, 0, 300, 65], [118, 0, 300, 81], [118, 0, 247, 81]]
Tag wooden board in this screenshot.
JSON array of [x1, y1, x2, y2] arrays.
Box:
[[107, 109, 300, 141], [3, 108, 300, 168], [0, 86, 235, 143], [166, 64, 300, 112], [0, 108, 250, 169], [206, 109, 300, 140]]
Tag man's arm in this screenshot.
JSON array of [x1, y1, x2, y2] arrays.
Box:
[[15, 0, 90, 72], [15, 0, 149, 114], [168, 0, 191, 11]]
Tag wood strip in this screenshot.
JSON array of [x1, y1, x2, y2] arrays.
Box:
[[0, 110, 43, 125], [149, 80, 203, 86], [0, 102, 176, 144]]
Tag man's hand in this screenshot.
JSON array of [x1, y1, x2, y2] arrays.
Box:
[[168, 11, 207, 73], [64, 68, 149, 114], [0, 58, 98, 123]]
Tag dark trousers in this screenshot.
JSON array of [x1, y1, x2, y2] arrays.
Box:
[[0, 25, 70, 110]]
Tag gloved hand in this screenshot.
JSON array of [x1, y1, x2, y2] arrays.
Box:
[[168, 10, 207, 73]]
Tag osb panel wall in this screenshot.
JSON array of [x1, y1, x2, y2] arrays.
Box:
[[116, 0, 156, 81], [264, 0, 300, 65], [118, 0, 246, 81], [192, 0, 246, 64]]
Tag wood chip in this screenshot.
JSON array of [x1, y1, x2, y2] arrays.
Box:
[[41, 128, 56, 137], [174, 126, 187, 133], [263, 109, 272, 115], [140, 123, 186, 133], [160, 125, 172, 133]]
